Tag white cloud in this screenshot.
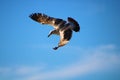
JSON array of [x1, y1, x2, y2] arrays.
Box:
[[15, 66, 44, 75], [26, 60, 102, 80], [0, 65, 45, 78], [0, 44, 120, 80], [24, 44, 120, 80], [0, 67, 11, 75]]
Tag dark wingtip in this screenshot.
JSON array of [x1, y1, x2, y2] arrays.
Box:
[[68, 17, 80, 32], [53, 47, 58, 50], [29, 13, 42, 22], [29, 13, 36, 21]]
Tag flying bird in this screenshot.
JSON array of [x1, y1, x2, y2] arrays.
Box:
[[29, 13, 80, 50]]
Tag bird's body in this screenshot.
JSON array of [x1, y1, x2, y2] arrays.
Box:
[[29, 13, 80, 50]]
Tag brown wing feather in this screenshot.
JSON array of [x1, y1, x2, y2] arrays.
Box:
[[29, 13, 66, 29], [29, 13, 55, 25]]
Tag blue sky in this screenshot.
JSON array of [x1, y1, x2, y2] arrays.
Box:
[[0, 0, 120, 80]]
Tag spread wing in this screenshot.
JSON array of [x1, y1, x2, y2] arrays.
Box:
[[29, 13, 80, 50], [29, 13, 66, 29]]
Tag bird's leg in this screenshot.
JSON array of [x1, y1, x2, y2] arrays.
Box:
[[48, 29, 58, 37]]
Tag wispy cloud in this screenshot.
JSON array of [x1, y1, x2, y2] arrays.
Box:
[[0, 44, 120, 80], [0, 65, 45, 79], [15, 66, 44, 75], [25, 45, 120, 80], [25, 44, 120, 80]]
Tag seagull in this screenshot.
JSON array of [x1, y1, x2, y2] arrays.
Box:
[[29, 13, 80, 50]]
